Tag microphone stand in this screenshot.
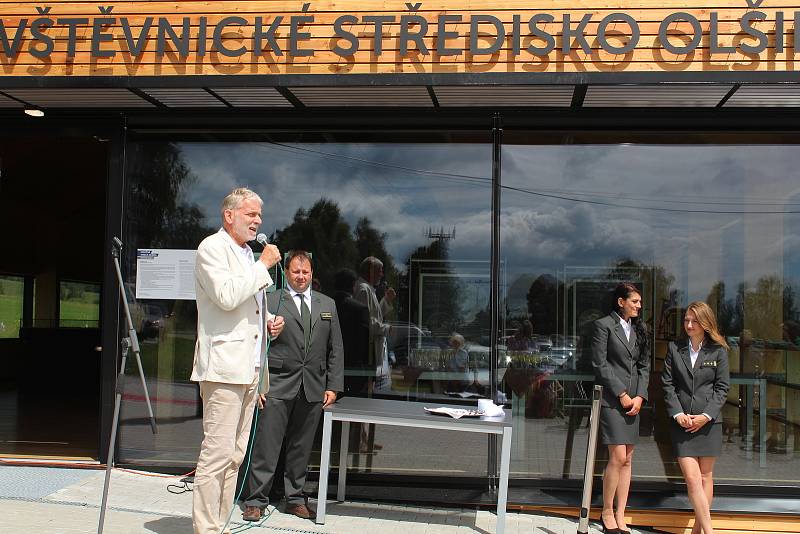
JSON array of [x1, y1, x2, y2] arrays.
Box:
[[98, 236, 158, 534]]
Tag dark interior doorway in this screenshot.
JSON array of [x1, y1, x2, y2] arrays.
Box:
[[0, 134, 107, 459]]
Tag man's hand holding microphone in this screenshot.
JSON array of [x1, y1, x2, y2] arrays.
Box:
[[257, 233, 282, 270]]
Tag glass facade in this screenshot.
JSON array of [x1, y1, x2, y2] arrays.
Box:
[[117, 129, 800, 491], [501, 133, 800, 487], [119, 132, 494, 473]]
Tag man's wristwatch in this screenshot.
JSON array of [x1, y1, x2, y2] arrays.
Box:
[[618, 391, 628, 398]]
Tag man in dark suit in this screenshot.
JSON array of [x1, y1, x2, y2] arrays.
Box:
[[241, 250, 344, 521]]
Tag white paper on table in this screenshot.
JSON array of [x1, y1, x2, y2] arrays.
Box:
[[477, 399, 506, 417], [445, 391, 483, 399], [423, 407, 485, 419]]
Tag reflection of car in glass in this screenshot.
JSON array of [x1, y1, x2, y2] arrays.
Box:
[[550, 334, 578, 348], [548, 334, 578, 368], [465, 343, 491, 369], [498, 334, 551, 353], [547, 346, 575, 368], [135, 303, 165, 340], [388, 322, 436, 365], [532, 335, 552, 353], [125, 284, 166, 341]]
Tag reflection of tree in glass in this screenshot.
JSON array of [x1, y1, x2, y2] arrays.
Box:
[[708, 281, 741, 336], [404, 238, 467, 339], [271, 199, 395, 296], [126, 142, 214, 378], [707, 276, 797, 343], [127, 142, 213, 251], [737, 275, 792, 341]]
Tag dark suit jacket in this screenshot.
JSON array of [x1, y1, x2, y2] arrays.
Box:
[[591, 312, 650, 407], [266, 289, 344, 402], [334, 290, 371, 394], [662, 339, 730, 421], [334, 291, 371, 364]]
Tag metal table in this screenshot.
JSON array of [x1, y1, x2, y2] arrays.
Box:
[[316, 397, 513, 534]]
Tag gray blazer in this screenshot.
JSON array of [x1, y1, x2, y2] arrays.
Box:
[[591, 313, 650, 407], [662, 340, 730, 421], [266, 289, 344, 402]]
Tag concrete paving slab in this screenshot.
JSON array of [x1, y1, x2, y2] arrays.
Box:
[[0, 465, 663, 534]]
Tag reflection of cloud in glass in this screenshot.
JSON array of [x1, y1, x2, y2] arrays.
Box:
[[177, 142, 493, 266], [169, 140, 800, 299], [501, 144, 800, 295]]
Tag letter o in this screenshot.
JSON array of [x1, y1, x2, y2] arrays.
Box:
[[658, 12, 702, 54], [597, 13, 640, 54]]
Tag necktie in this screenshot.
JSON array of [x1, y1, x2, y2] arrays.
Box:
[[300, 294, 311, 352]]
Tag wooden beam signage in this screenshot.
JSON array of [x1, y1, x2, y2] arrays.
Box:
[[1, 1, 799, 75]]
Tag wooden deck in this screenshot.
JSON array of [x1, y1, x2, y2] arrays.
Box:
[[521, 506, 800, 534]]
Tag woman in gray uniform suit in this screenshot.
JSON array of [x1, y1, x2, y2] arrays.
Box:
[[591, 283, 650, 534], [662, 301, 730, 534]]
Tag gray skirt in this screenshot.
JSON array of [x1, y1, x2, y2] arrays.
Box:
[[599, 405, 640, 445], [670, 420, 723, 457]]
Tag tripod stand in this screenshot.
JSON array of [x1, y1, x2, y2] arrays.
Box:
[[97, 237, 158, 534]]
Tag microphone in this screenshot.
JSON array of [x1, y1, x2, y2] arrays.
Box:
[[255, 233, 282, 274]]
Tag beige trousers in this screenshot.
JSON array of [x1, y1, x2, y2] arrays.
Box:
[[193, 376, 259, 534]]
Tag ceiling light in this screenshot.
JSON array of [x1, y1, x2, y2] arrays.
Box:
[[24, 106, 44, 117]]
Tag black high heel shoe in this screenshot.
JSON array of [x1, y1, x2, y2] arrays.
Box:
[[600, 517, 620, 534]]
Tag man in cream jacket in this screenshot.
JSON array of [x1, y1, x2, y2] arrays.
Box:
[[191, 187, 284, 534]]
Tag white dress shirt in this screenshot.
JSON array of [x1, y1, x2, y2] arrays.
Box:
[[674, 340, 711, 421], [689, 340, 702, 368], [618, 314, 632, 342]]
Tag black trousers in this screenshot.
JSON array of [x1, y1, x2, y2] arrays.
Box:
[[242, 388, 322, 508]]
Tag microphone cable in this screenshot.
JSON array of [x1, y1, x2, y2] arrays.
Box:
[[218, 259, 286, 534]]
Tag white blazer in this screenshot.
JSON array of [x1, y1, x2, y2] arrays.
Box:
[[190, 229, 274, 390]]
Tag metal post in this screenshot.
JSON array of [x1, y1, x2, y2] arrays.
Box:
[[577, 385, 603, 534], [487, 113, 503, 490]]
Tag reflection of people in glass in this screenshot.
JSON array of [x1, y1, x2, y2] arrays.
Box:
[[591, 283, 650, 534], [333, 269, 370, 395], [782, 320, 800, 348], [334, 268, 382, 453], [355, 256, 394, 390], [507, 319, 533, 351], [662, 302, 730, 534], [447, 333, 471, 391]]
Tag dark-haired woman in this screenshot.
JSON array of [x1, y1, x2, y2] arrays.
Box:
[[662, 302, 730, 534], [591, 283, 650, 534]]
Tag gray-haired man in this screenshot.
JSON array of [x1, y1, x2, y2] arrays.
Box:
[[191, 187, 284, 534]]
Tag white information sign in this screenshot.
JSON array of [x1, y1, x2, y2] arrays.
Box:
[[136, 249, 197, 300]]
